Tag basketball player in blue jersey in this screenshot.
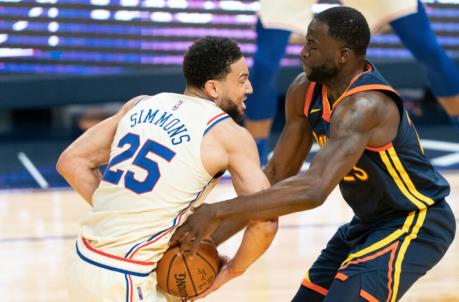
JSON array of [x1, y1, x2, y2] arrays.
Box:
[[171, 7, 456, 301], [57, 37, 278, 302]]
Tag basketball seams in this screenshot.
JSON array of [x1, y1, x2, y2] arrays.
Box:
[[166, 254, 178, 293], [182, 255, 198, 297], [196, 252, 217, 275], [157, 242, 219, 298]]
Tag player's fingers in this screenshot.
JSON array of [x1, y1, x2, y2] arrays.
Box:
[[173, 228, 192, 246], [169, 228, 186, 246], [178, 234, 195, 255], [189, 236, 201, 256]]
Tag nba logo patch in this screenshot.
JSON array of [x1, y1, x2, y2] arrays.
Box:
[[137, 286, 144, 300], [172, 100, 184, 111]]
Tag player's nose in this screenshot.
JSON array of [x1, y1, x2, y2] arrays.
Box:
[[245, 80, 253, 95]]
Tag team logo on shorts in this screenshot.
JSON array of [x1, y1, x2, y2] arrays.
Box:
[[137, 286, 144, 300]]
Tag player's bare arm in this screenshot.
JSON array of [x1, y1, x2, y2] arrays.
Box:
[[211, 91, 400, 220], [174, 91, 400, 251], [172, 119, 278, 299], [201, 73, 312, 246], [56, 95, 146, 205], [191, 119, 266, 248], [183, 118, 278, 258], [215, 122, 277, 275], [264, 72, 314, 184]]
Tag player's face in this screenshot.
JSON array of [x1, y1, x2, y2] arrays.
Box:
[[215, 57, 253, 122], [301, 19, 340, 83]]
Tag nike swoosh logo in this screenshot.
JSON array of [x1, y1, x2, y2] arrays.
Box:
[[310, 108, 321, 113]]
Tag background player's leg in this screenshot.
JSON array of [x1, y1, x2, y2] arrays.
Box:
[[244, 19, 290, 165], [290, 224, 353, 302], [390, 0, 459, 128]]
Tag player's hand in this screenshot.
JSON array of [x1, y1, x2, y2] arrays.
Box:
[[170, 203, 220, 256], [190, 257, 241, 301]]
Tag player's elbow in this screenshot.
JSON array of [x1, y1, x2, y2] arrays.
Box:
[[297, 185, 326, 209], [56, 148, 79, 178], [310, 190, 327, 207], [281, 177, 326, 210], [56, 150, 71, 177]]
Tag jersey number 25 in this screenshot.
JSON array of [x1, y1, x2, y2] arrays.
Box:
[[102, 133, 176, 194]]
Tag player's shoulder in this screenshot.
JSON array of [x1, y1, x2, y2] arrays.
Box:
[[120, 95, 151, 113], [210, 117, 253, 144], [201, 116, 256, 175], [204, 117, 254, 155], [284, 72, 311, 115], [333, 91, 398, 130], [340, 90, 396, 116], [287, 72, 310, 99]]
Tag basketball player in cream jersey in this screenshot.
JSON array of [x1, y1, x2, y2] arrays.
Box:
[[57, 37, 278, 302]]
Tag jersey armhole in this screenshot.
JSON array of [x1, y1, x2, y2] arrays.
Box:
[[203, 112, 231, 136], [304, 82, 316, 117], [366, 143, 393, 152], [199, 113, 231, 179]]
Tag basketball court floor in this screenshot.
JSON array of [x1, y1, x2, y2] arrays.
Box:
[[1, 172, 458, 302]]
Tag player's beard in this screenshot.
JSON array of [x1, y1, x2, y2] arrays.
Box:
[[306, 62, 338, 83], [220, 97, 244, 123]]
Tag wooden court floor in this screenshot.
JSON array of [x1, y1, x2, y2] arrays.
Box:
[[0, 173, 458, 302]]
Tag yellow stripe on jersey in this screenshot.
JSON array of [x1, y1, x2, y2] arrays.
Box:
[[304, 271, 311, 282], [342, 211, 415, 266], [405, 111, 424, 155], [379, 150, 426, 209], [387, 148, 434, 206], [390, 208, 427, 302]]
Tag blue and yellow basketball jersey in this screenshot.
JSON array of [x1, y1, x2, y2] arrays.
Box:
[[304, 61, 450, 220]]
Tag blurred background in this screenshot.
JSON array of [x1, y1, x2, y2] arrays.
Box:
[[0, 0, 458, 189]]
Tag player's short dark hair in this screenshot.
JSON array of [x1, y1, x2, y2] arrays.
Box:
[[315, 6, 370, 56], [183, 36, 243, 88]]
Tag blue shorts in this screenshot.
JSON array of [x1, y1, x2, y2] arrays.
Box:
[[292, 200, 456, 302]]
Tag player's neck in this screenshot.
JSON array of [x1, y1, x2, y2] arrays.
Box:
[[184, 87, 215, 103], [323, 60, 366, 104]]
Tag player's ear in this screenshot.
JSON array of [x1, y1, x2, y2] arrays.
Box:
[[339, 47, 352, 64], [203, 80, 219, 100]]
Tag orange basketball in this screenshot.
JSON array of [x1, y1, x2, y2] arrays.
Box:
[[156, 241, 219, 298]]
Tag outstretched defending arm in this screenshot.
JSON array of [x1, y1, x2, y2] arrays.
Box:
[[173, 91, 399, 253], [206, 73, 313, 247]]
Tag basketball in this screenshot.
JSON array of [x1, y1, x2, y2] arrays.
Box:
[[156, 241, 220, 298]]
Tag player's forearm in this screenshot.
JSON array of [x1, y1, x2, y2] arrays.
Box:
[[228, 219, 278, 275], [214, 175, 325, 222], [263, 151, 309, 185], [71, 167, 101, 205], [57, 159, 101, 205], [210, 218, 248, 246], [264, 162, 293, 185]]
